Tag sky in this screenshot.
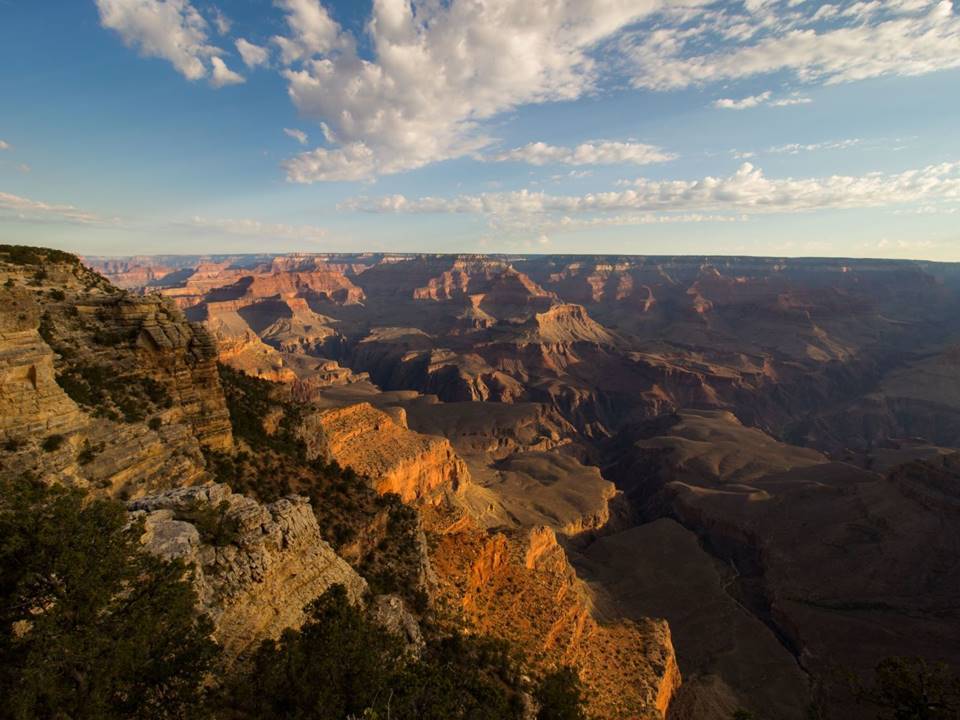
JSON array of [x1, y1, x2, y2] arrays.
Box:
[[1, 0, 959, 260]]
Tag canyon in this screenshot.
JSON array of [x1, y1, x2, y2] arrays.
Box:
[[2, 247, 959, 719]]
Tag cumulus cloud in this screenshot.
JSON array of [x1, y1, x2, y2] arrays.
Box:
[[94, 1, 960, 182], [0, 141, 9, 151], [236, 38, 269, 68], [488, 141, 676, 166], [0, 191, 104, 225], [342, 161, 960, 216], [276, 0, 698, 182], [271, 0, 344, 65], [284, 142, 378, 183], [627, 0, 960, 90], [283, 128, 309, 145], [210, 56, 245, 87], [95, 0, 242, 87]]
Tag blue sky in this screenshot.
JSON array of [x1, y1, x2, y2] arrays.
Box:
[[1, 0, 959, 259]]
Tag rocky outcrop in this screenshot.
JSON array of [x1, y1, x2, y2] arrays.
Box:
[[0, 255, 231, 496], [0, 287, 85, 441], [404, 400, 572, 459], [311, 402, 469, 502], [408, 258, 555, 319], [130, 483, 367, 664], [427, 508, 681, 719], [371, 593, 424, 656], [525, 303, 616, 346], [126, 297, 234, 449]]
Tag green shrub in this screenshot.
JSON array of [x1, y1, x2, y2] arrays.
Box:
[[178, 500, 241, 547], [0, 244, 79, 266], [536, 667, 591, 720], [0, 476, 218, 719], [228, 585, 531, 720], [41, 434, 66, 452], [852, 656, 960, 719], [55, 363, 170, 424]]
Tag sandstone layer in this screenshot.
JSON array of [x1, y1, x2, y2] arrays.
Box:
[[311, 401, 470, 502]]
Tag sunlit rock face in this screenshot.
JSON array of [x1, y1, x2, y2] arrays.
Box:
[[130, 483, 367, 664], [311, 401, 470, 502], [0, 255, 232, 497]]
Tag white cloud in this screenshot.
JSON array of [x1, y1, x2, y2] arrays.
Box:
[[627, 0, 960, 90], [714, 91, 772, 109], [769, 95, 813, 107], [731, 137, 880, 159], [283, 128, 309, 145], [544, 212, 745, 231], [210, 6, 231, 35], [342, 161, 960, 216], [18, 164, 31, 175], [276, 0, 699, 182], [210, 56, 245, 87], [0, 141, 9, 151], [768, 138, 863, 154], [0, 191, 104, 225], [95, 0, 241, 87], [714, 91, 813, 109], [236, 38, 269, 68], [488, 141, 676, 166], [284, 142, 378, 183], [271, 0, 344, 65]]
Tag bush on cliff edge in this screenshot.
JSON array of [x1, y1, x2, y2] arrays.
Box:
[[0, 476, 218, 720]]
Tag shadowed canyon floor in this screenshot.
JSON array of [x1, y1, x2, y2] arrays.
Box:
[[4, 249, 960, 719]]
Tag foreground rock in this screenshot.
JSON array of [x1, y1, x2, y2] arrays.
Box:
[[130, 483, 367, 664], [0, 252, 232, 496]]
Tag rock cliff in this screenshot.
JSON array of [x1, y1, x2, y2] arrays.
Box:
[[312, 402, 470, 502], [427, 508, 681, 719], [130, 483, 367, 664], [0, 248, 231, 497]]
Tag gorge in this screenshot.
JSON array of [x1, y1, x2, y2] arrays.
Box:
[[2, 246, 960, 719]]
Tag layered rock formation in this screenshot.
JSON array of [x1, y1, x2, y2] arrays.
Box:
[[130, 483, 366, 663], [311, 402, 470, 502], [427, 509, 681, 719], [0, 249, 231, 497], [0, 286, 85, 440]]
